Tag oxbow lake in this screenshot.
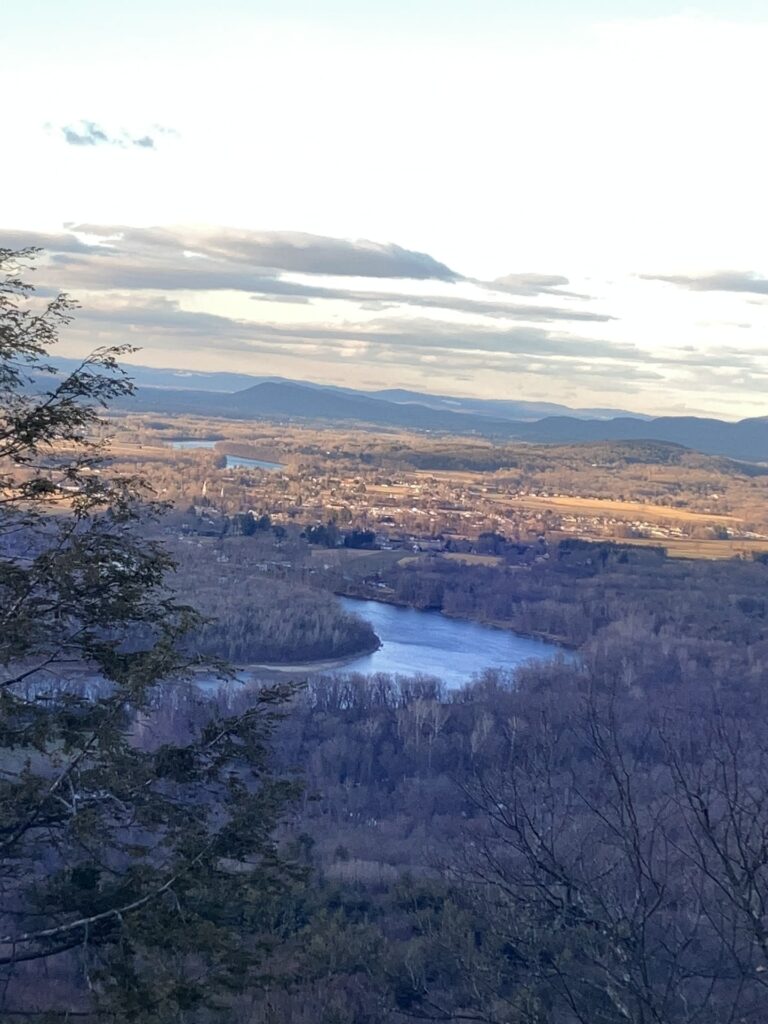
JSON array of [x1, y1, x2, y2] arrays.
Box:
[[169, 440, 283, 471], [337, 597, 563, 689]]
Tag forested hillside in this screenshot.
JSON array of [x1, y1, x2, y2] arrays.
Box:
[[170, 537, 379, 663], [137, 539, 768, 1024]]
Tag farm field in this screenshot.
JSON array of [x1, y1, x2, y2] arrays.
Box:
[[487, 492, 741, 525], [548, 532, 768, 561]]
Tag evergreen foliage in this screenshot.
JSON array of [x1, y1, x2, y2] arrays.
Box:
[[0, 249, 301, 1021]]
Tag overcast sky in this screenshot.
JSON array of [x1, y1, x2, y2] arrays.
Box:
[[2, 0, 768, 418]]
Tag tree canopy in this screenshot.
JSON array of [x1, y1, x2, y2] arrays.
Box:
[[0, 248, 301, 1022]]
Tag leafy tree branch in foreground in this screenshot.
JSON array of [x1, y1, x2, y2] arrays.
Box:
[[0, 247, 302, 1022]]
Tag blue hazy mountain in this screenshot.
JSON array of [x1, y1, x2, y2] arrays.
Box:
[[359, 387, 651, 422], [88, 363, 768, 462], [48, 359, 767, 461], [51, 358, 646, 421]]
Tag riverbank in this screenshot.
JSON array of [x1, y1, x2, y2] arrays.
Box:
[[237, 636, 382, 675]]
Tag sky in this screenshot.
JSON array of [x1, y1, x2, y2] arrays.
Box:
[[2, 0, 768, 419]]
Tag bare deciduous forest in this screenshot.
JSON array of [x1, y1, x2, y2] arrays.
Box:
[[19, 533, 768, 1023]]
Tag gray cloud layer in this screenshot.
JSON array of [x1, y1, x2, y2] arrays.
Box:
[[0, 228, 610, 324], [65, 225, 460, 281], [70, 296, 630, 364], [641, 270, 768, 295], [67, 297, 653, 389]]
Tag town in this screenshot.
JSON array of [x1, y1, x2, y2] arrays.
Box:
[[109, 411, 768, 561]]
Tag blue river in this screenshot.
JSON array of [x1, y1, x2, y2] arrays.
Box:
[[336, 597, 562, 689]]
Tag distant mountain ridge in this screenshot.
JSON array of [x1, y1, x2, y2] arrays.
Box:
[[48, 359, 767, 462], [122, 380, 521, 434], [350, 387, 652, 422], [511, 414, 768, 461], [98, 372, 768, 463], [51, 358, 645, 421]]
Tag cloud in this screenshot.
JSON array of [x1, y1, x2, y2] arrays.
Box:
[[297, 288, 611, 323], [67, 225, 459, 281], [65, 292, 768, 408], [70, 298, 633, 364], [491, 273, 587, 299], [62, 122, 110, 146], [6, 225, 633, 402], [59, 122, 161, 149], [65, 294, 768, 403], [40, 258, 609, 322], [0, 228, 609, 323], [640, 270, 768, 295], [0, 229, 104, 255]]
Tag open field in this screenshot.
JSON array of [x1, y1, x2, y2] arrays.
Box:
[[548, 532, 768, 561], [629, 537, 768, 560], [365, 484, 416, 498], [398, 552, 505, 568], [104, 442, 173, 459], [486, 492, 741, 525], [310, 548, 404, 574]]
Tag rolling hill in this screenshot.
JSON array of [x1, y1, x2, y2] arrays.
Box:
[[112, 375, 768, 462]]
